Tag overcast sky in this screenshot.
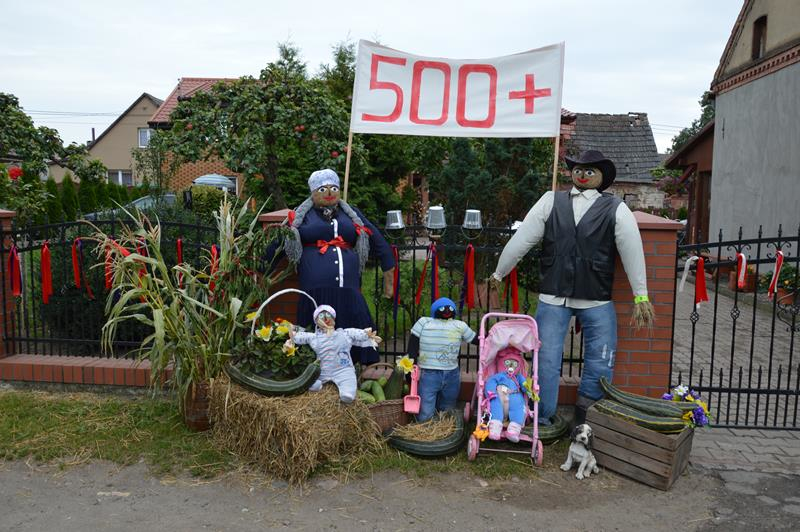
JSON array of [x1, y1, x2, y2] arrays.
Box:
[[2, 0, 742, 152]]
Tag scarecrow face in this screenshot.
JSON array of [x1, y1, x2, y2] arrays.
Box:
[[434, 303, 455, 320], [315, 310, 335, 330], [504, 358, 519, 375], [571, 165, 604, 190], [312, 184, 340, 208]]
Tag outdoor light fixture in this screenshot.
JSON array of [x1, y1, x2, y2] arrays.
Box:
[[461, 209, 483, 239], [384, 209, 406, 240], [425, 205, 447, 239]]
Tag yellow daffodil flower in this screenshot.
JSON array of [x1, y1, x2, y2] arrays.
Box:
[[682, 411, 694, 422], [245, 311, 259, 322], [283, 344, 296, 357], [275, 325, 291, 336], [255, 325, 272, 340], [396, 355, 414, 374]]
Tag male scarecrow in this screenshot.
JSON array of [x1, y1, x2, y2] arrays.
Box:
[[491, 150, 654, 426]]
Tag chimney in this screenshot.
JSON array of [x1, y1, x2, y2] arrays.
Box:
[[91, 127, 96, 142]]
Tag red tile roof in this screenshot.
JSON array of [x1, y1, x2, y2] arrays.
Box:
[[149, 77, 237, 126]]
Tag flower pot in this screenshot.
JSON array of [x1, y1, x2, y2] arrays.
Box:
[[776, 288, 797, 305], [183, 380, 211, 432], [728, 271, 756, 293]]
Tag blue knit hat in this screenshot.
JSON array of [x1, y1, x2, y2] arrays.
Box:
[[308, 169, 340, 191], [431, 297, 456, 318]]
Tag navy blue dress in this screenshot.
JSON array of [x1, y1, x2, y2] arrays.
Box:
[[270, 206, 395, 364]]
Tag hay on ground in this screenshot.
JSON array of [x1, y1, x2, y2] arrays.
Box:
[[390, 412, 456, 441], [208, 377, 383, 484]]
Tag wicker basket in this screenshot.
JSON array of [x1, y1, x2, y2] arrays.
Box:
[[361, 362, 409, 433]]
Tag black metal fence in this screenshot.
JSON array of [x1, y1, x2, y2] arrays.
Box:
[[0, 217, 218, 358], [672, 224, 800, 429], [1, 218, 586, 376]]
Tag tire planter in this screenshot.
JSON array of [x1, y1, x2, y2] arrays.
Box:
[[224, 361, 321, 396], [386, 411, 467, 457], [532, 413, 569, 443]]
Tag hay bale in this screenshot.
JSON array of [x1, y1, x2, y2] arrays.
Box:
[[208, 376, 382, 484]]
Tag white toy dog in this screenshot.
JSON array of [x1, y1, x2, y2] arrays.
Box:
[[560, 424, 599, 480]]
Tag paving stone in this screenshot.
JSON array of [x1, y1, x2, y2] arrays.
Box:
[[690, 447, 712, 459], [757, 495, 779, 506], [776, 455, 800, 466], [749, 445, 786, 455], [784, 497, 800, 504], [783, 505, 800, 516], [717, 441, 753, 452]]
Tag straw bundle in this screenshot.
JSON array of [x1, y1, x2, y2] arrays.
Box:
[[390, 413, 457, 441], [208, 377, 382, 484]]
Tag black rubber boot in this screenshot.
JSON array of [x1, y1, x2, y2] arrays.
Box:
[[573, 394, 595, 427]]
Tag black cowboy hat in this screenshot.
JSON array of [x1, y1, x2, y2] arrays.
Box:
[[565, 150, 616, 191]]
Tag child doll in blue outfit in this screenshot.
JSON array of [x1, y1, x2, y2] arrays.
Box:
[[407, 297, 478, 422]]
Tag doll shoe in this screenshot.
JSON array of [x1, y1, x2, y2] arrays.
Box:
[[506, 422, 522, 443], [488, 420, 503, 441]]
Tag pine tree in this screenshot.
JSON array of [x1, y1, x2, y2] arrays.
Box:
[[61, 173, 78, 220], [78, 180, 98, 214], [95, 179, 110, 207], [44, 177, 63, 222], [117, 183, 130, 204]]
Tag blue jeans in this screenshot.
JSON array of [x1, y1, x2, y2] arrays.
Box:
[[535, 301, 617, 421], [417, 367, 461, 422]]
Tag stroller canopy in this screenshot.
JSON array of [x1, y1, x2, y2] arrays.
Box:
[[482, 319, 540, 369]]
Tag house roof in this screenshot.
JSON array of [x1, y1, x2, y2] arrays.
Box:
[[664, 119, 715, 170], [88, 93, 163, 149], [148, 77, 237, 126], [566, 112, 662, 182], [712, 0, 754, 87]]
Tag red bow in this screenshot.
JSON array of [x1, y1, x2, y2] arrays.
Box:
[[316, 236, 348, 254], [464, 244, 476, 310], [42, 243, 53, 303], [354, 223, 373, 236], [286, 210, 296, 225], [503, 267, 520, 313]]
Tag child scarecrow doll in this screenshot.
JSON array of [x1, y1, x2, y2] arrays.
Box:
[[491, 150, 654, 426], [408, 297, 478, 422], [285, 305, 381, 403], [266, 169, 396, 365]]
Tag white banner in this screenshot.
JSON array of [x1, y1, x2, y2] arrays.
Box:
[[350, 40, 564, 138]]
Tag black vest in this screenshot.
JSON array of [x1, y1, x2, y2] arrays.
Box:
[[539, 191, 621, 301]]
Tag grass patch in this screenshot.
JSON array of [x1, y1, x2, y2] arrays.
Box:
[[0, 389, 570, 482], [0, 390, 235, 477]]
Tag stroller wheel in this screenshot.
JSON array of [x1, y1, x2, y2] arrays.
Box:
[[467, 435, 479, 461], [532, 439, 544, 466]]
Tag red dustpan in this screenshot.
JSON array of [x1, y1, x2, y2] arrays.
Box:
[[403, 365, 421, 414]]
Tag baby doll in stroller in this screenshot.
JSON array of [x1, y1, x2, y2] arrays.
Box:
[[485, 347, 530, 442]]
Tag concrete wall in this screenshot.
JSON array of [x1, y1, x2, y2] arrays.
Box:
[[723, 0, 800, 76], [710, 62, 800, 239], [609, 182, 665, 211]]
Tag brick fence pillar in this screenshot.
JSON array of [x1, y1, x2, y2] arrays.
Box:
[[258, 209, 301, 322], [0, 209, 16, 359], [611, 212, 683, 397]]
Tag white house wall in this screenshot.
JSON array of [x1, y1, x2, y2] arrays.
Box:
[[710, 61, 800, 240]]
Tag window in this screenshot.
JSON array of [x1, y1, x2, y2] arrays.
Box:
[[752, 16, 767, 60], [107, 170, 134, 186], [623, 193, 638, 209], [138, 127, 154, 148]]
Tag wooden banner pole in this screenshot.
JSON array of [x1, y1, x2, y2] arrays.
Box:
[[342, 130, 354, 201], [550, 134, 561, 191]]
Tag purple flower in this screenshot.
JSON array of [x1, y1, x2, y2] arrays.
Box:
[[692, 406, 709, 427], [662, 393, 673, 401], [689, 390, 701, 399]]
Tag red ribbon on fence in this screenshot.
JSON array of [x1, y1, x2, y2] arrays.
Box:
[[391, 245, 401, 320], [464, 244, 475, 310], [503, 267, 520, 313], [71, 239, 81, 288], [7, 245, 22, 297], [415, 241, 440, 306], [209, 244, 219, 292], [176, 238, 184, 288], [768, 250, 784, 300], [694, 257, 708, 308], [736, 253, 747, 289], [41, 243, 53, 304]]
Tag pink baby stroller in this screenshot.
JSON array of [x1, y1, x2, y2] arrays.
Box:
[[465, 312, 543, 465]]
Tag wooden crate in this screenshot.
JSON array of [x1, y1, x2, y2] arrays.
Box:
[[587, 406, 694, 491]]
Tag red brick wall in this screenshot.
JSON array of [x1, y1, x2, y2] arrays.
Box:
[[171, 158, 243, 196], [611, 212, 682, 397]]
